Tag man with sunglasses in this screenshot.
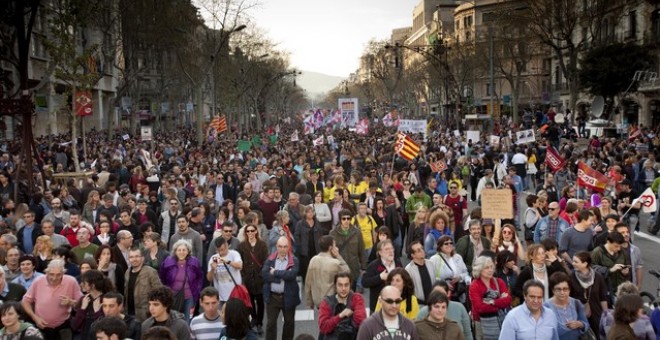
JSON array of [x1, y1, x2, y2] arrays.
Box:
[[356, 285, 419, 340], [330, 210, 366, 291], [157, 198, 181, 247], [534, 202, 569, 244]]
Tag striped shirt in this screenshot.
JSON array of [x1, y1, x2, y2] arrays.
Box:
[[190, 313, 224, 340]]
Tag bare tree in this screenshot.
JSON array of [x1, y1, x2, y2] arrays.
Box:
[[521, 0, 625, 114]]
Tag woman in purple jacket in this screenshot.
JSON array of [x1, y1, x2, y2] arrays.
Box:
[[159, 239, 204, 323]]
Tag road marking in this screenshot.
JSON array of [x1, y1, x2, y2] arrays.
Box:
[[634, 231, 660, 245]]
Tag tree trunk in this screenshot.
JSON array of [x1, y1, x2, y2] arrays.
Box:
[[196, 86, 204, 145]]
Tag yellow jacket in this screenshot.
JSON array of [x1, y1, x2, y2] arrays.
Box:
[[375, 295, 419, 320]]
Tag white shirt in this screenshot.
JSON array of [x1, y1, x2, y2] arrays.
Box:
[[208, 250, 243, 301], [511, 153, 528, 165]]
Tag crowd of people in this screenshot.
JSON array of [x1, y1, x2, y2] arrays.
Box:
[[0, 113, 656, 340]]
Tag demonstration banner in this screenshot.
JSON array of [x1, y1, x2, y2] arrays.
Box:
[[430, 160, 447, 173], [339, 98, 359, 127], [398, 119, 427, 136], [545, 146, 566, 172], [577, 161, 608, 192]]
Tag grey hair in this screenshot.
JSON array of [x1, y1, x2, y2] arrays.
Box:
[[288, 192, 299, 200], [1, 234, 17, 246], [171, 239, 192, 257], [616, 281, 639, 297], [275, 210, 289, 221], [472, 256, 494, 278], [45, 258, 66, 273], [468, 219, 481, 229]]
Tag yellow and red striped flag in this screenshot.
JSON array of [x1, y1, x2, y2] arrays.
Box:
[[209, 116, 227, 134], [395, 132, 420, 161]]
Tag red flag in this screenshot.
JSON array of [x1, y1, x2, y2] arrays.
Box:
[[395, 132, 420, 161], [430, 160, 447, 173], [544, 146, 566, 172], [577, 161, 608, 192], [75, 91, 93, 116]]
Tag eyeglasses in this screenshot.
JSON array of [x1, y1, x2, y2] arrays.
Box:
[[170, 202, 178, 205], [450, 187, 457, 190], [246, 229, 257, 233], [548, 207, 558, 211], [502, 230, 512, 235], [443, 242, 453, 246], [381, 298, 403, 305], [341, 217, 352, 221]]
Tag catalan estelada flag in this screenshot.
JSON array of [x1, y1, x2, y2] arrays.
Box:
[[209, 116, 227, 134], [395, 132, 420, 161]]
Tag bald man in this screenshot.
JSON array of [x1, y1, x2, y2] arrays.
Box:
[[356, 285, 419, 340]]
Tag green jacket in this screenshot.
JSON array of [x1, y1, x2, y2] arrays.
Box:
[[455, 235, 491, 272], [405, 193, 433, 220], [591, 245, 629, 296]]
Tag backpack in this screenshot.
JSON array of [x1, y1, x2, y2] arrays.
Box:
[[323, 293, 358, 340]]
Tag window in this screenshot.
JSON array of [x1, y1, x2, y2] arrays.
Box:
[[653, 10, 660, 41], [629, 11, 637, 38], [487, 83, 496, 96]]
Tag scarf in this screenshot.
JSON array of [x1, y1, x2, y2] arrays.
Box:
[[532, 262, 550, 300], [575, 268, 595, 289], [498, 240, 514, 254]]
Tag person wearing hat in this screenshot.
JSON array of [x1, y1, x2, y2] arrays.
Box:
[[617, 179, 641, 232], [475, 169, 496, 202]]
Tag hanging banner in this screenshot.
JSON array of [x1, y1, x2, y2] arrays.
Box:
[[75, 91, 93, 116]]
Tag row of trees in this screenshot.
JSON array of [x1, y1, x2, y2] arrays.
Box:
[[0, 0, 308, 165], [326, 0, 653, 122]]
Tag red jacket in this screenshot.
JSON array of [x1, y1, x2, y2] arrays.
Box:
[[318, 292, 367, 335], [468, 277, 512, 321]]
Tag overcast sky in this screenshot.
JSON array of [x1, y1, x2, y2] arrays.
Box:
[[249, 0, 418, 77]]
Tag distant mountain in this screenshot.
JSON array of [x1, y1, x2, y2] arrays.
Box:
[[297, 71, 346, 98]]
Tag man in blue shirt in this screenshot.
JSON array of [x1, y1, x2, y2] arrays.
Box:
[[499, 280, 559, 340]]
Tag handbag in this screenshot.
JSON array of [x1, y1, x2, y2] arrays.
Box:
[[439, 254, 467, 299], [223, 262, 253, 309], [575, 300, 597, 340], [171, 263, 188, 312]]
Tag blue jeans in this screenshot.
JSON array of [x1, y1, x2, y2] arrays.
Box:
[[182, 297, 195, 323]]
